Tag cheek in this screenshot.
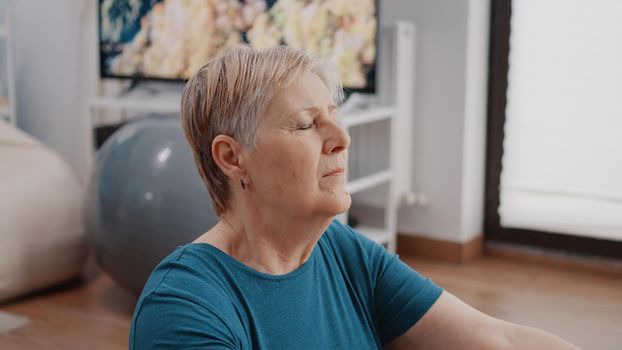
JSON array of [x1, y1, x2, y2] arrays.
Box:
[[258, 163, 312, 201], [251, 135, 321, 192], [283, 157, 317, 188], [269, 151, 318, 189]]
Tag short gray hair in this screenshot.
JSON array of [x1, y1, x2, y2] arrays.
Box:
[[180, 45, 343, 215]]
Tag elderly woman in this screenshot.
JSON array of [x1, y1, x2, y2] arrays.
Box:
[[129, 46, 579, 349]]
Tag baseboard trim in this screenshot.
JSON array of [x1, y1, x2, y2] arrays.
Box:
[[396, 232, 622, 275], [486, 241, 622, 279], [397, 233, 484, 263]]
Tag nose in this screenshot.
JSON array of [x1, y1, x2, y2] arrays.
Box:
[[322, 119, 351, 154]]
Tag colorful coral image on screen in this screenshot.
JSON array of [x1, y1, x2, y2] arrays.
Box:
[[99, 0, 378, 91]]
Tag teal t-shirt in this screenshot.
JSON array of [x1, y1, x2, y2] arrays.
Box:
[[129, 220, 443, 349]]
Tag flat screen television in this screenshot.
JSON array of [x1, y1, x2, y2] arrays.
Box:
[[99, 0, 378, 93]]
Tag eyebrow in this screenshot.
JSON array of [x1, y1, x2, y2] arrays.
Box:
[[299, 104, 339, 114]]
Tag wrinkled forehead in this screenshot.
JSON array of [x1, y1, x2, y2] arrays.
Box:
[[261, 73, 337, 124]]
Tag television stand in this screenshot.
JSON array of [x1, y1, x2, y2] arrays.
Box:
[[123, 79, 183, 96], [88, 81, 182, 121]]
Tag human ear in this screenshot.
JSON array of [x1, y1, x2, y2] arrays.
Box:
[[211, 135, 246, 180]]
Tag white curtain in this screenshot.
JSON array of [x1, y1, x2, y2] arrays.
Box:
[[500, 0, 622, 241]]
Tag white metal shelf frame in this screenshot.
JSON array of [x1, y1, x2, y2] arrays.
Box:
[[339, 109, 397, 251], [338, 22, 416, 253]]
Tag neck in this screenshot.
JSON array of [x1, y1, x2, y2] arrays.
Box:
[[211, 208, 333, 275]]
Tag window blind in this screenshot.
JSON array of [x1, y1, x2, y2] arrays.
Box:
[[500, 0, 622, 241]]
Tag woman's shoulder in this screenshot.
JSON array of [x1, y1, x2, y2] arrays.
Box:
[[137, 244, 236, 309], [130, 245, 244, 349], [319, 219, 387, 267], [324, 219, 357, 239], [322, 219, 379, 252]]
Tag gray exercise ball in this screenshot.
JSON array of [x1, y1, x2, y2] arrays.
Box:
[[86, 115, 219, 295]]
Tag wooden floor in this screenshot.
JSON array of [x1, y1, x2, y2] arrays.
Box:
[[1, 254, 621, 349]]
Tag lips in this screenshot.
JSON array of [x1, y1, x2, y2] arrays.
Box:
[[323, 168, 345, 177]]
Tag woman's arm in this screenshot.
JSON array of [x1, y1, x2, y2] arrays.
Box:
[[385, 291, 581, 350]]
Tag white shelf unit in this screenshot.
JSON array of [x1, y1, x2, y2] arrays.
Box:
[[338, 22, 417, 253], [336, 104, 396, 251], [83, 22, 416, 254], [0, 9, 16, 125]]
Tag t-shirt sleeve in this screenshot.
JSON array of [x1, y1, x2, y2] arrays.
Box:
[[130, 291, 238, 349], [350, 225, 443, 344]]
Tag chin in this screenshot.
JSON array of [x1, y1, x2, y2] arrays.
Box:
[[325, 191, 352, 216]]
